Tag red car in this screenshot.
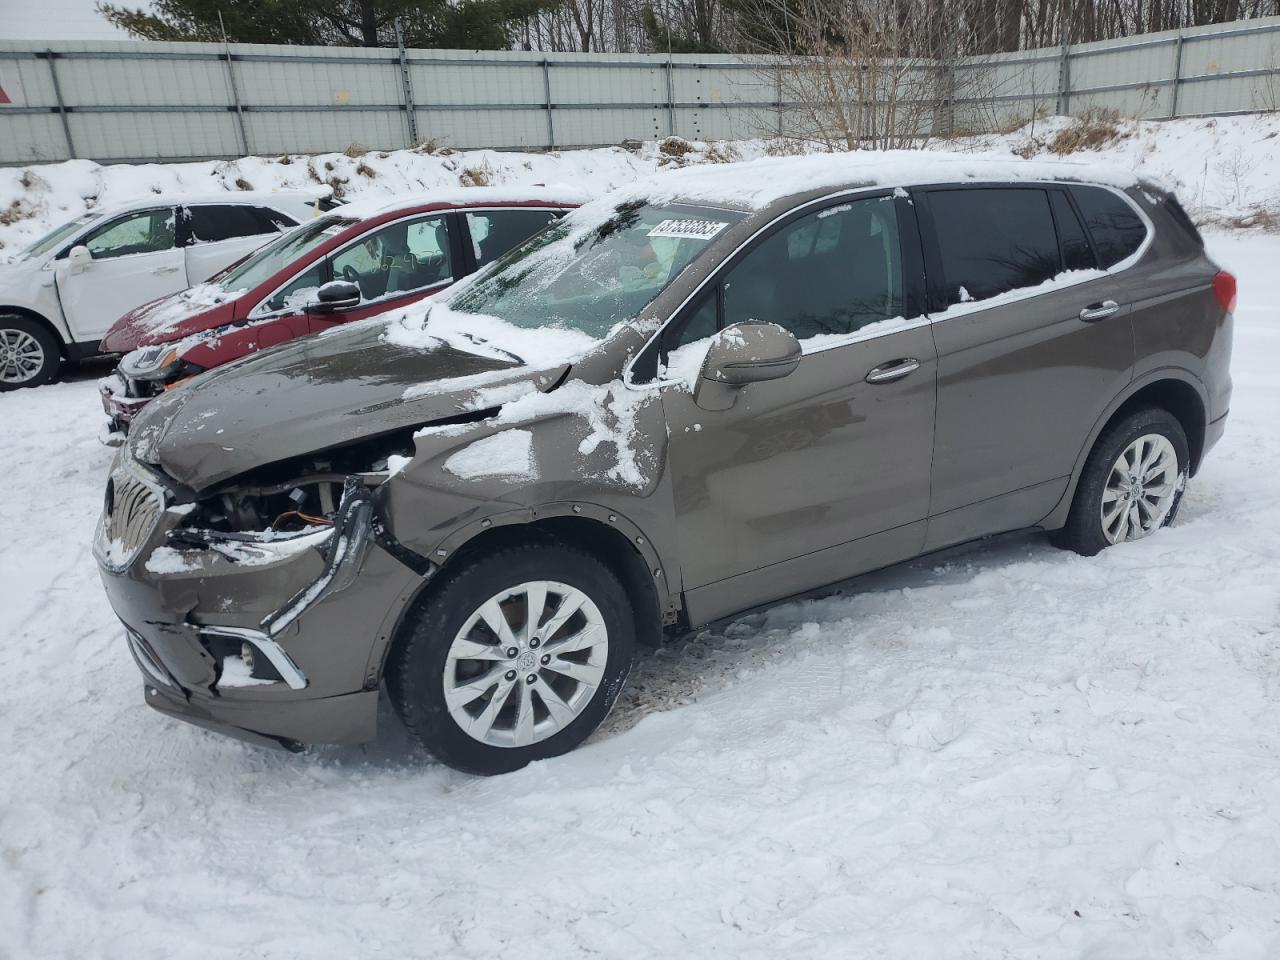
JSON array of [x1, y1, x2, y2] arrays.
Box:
[[99, 187, 584, 438]]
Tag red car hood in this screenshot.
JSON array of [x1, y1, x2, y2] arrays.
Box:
[[100, 283, 241, 353]]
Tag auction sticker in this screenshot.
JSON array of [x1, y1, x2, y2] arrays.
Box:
[[647, 219, 728, 240]]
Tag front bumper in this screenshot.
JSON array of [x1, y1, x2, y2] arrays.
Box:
[[99, 373, 156, 438], [96, 458, 424, 748]]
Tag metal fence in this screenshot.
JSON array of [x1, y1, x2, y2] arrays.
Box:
[[1, 14, 1279, 165]]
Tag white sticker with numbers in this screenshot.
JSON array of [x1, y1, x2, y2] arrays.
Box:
[[646, 218, 728, 241]]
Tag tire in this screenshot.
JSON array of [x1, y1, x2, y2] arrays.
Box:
[[1050, 406, 1189, 556], [0, 316, 61, 391], [386, 542, 636, 775]]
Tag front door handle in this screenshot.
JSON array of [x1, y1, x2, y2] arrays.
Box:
[[865, 358, 920, 384], [1079, 300, 1120, 321], [153, 265, 182, 275]]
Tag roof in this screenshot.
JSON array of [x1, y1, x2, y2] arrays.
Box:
[[335, 185, 591, 221], [99, 188, 330, 215], [614, 150, 1146, 212]]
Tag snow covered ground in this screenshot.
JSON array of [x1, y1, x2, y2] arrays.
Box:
[[0, 228, 1277, 957], [4, 112, 1280, 259]]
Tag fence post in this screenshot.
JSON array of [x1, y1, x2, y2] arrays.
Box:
[[542, 60, 555, 149], [775, 62, 783, 137], [42, 51, 76, 160], [394, 18, 418, 147], [666, 58, 676, 137], [1169, 32, 1185, 118], [217, 14, 250, 156], [1056, 40, 1072, 116]]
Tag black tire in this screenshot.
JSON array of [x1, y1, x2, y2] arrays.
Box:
[[0, 315, 61, 391], [386, 542, 636, 775], [1050, 406, 1189, 556]]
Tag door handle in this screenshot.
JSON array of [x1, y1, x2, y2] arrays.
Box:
[[865, 358, 920, 384], [153, 265, 182, 275], [1079, 300, 1120, 321]]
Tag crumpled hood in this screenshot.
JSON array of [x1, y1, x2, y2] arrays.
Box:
[[101, 286, 239, 353], [131, 318, 559, 491]]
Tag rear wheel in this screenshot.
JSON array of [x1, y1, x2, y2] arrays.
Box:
[[387, 542, 636, 775], [0, 316, 60, 391], [1051, 406, 1189, 556]]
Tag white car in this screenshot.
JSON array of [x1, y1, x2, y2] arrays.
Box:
[[0, 191, 330, 390]]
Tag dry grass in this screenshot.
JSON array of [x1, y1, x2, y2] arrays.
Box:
[[343, 142, 369, 158], [326, 175, 350, 199], [356, 161, 377, 178], [277, 154, 293, 165], [413, 137, 447, 155], [703, 142, 741, 164], [234, 177, 253, 191], [659, 136, 694, 158], [458, 163, 492, 187], [1048, 109, 1124, 155], [763, 137, 810, 157], [0, 200, 34, 226]]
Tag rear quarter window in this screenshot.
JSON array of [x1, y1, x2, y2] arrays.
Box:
[[1070, 186, 1148, 268], [186, 205, 288, 244]]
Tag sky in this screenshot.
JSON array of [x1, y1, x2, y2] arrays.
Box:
[[0, 0, 143, 40]]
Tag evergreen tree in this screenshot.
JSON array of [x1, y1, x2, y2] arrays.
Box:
[[98, 0, 556, 48]]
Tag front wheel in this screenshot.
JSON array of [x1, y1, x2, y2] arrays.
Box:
[[386, 542, 636, 775], [1051, 406, 1189, 556], [0, 316, 60, 391]]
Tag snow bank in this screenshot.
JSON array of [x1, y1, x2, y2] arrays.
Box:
[[5, 112, 1278, 258]]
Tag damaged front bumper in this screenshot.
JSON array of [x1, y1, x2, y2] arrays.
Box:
[[95, 457, 427, 749]]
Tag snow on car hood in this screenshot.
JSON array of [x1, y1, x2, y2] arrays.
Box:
[[130, 313, 567, 491], [101, 282, 244, 353]]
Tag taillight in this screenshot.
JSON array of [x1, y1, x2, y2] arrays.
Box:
[[1213, 270, 1237, 313]]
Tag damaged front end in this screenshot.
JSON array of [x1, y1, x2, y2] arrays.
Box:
[[94, 435, 431, 749]]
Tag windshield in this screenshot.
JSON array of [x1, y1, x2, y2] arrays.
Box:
[[215, 216, 353, 292], [446, 200, 743, 339], [23, 217, 93, 260]]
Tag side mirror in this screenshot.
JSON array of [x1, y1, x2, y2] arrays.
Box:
[[306, 280, 361, 314], [695, 321, 802, 411], [67, 245, 92, 274]]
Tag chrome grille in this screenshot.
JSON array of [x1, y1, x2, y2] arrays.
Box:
[[100, 468, 163, 569]]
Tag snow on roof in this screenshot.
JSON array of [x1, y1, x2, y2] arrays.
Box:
[[619, 149, 1148, 211], [335, 185, 591, 220], [100, 188, 330, 214]]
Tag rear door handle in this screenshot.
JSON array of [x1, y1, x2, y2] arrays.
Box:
[[865, 358, 920, 384], [1079, 300, 1120, 321], [153, 265, 182, 275]]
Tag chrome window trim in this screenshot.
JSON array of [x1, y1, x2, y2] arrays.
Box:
[[623, 178, 1154, 392]]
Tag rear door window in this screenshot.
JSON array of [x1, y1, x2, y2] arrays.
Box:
[[1070, 186, 1148, 268], [466, 209, 563, 268], [186, 205, 286, 244], [928, 188, 1060, 306]]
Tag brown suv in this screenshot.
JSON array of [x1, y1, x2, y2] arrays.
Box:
[[94, 154, 1234, 774]]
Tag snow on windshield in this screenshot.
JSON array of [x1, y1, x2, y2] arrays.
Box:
[[382, 198, 742, 367]]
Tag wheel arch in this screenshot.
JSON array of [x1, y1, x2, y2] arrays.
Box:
[[0, 306, 68, 356], [1040, 369, 1208, 531], [378, 504, 672, 682]]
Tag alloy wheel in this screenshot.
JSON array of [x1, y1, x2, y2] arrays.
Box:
[[442, 580, 608, 748], [1101, 433, 1181, 544], [0, 328, 45, 385]]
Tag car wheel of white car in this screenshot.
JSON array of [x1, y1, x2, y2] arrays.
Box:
[[0, 316, 60, 391]]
